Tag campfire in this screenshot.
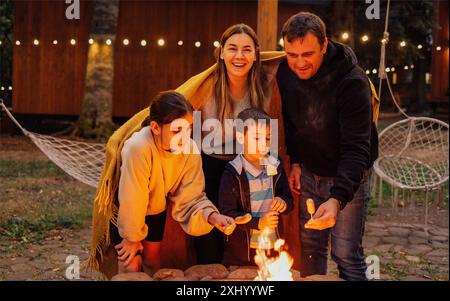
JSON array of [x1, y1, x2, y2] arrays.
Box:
[[254, 227, 294, 281]]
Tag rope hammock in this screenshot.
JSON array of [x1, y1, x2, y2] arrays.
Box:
[[0, 100, 105, 188], [372, 0, 449, 227]]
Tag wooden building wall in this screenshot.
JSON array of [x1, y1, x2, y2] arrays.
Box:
[[112, 0, 257, 116], [12, 0, 321, 117], [12, 0, 92, 115]]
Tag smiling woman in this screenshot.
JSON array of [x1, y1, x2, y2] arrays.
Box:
[[193, 24, 273, 265]]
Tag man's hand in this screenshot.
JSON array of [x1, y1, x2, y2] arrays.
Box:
[[305, 198, 340, 230], [115, 239, 144, 267], [271, 197, 287, 213], [258, 210, 279, 230], [289, 164, 301, 195]]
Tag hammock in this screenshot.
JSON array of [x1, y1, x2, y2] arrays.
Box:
[[1, 100, 105, 188]]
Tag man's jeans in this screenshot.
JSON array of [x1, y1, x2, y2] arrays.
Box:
[[298, 166, 371, 281]]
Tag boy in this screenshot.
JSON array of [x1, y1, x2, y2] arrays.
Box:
[[218, 108, 294, 266]]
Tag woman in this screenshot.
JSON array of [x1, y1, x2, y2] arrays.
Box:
[[193, 24, 277, 264]]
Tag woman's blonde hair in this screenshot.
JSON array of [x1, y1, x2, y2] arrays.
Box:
[[213, 23, 268, 124]]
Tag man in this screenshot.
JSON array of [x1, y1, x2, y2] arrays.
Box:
[[276, 12, 378, 281]]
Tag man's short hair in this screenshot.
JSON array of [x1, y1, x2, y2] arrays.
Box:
[[281, 12, 326, 46]]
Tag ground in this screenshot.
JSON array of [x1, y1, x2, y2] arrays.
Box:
[[0, 132, 448, 281]]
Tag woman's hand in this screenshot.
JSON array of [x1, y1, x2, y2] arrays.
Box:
[[115, 238, 144, 267], [289, 164, 302, 195]]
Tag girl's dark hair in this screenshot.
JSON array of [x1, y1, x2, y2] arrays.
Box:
[[142, 91, 193, 127]]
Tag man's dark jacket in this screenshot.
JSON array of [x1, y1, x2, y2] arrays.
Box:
[[276, 40, 378, 208]]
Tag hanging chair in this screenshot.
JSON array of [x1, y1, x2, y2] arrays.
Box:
[[371, 0, 449, 229], [374, 117, 449, 191]]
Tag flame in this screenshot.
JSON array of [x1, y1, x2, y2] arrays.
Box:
[[254, 227, 294, 281]]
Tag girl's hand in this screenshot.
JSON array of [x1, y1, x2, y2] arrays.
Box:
[[208, 212, 236, 235], [115, 239, 144, 267], [271, 197, 287, 213]]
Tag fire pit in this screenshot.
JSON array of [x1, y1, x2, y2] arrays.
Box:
[[111, 228, 342, 281]]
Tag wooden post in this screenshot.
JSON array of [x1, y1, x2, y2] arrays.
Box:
[[257, 0, 278, 51], [430, 0, 449, 103]]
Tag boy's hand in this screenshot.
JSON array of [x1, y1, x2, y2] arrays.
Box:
[[289, 164, 301, 195], [305, 198, 340, 230], [115, 239, 143, 267], [208, 212, 236, 235], [271, 197, 287, 213], [258, 210, 279, 230]]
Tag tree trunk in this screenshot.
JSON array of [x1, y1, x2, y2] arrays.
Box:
[[73, 0, 118, 140]]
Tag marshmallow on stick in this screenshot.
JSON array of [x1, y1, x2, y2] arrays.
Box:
[[306, 198, 315, 220]]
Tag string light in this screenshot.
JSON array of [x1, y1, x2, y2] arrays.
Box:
[[391, 67, 396, 72], [0, 86, 4, 91], [385, 67, 390, 72], [5, 37, 432, 52], [404, 65, 409, 70], [0, 41, 2, 46], [365, 70, 370, 75], [381, 38, 387, 44], [8, 86, 12, 91], [436, 46, 442, 51], [372, 69, 377, 74], [410, 64, 414, 69]]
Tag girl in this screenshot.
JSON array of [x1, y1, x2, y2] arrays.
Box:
[[111, 91, 239, 274]]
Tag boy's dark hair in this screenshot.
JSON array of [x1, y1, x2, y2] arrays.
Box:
[[281, 12, 326, 46], [144, 91, 193, 126], [237, 108, 271, 130]]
